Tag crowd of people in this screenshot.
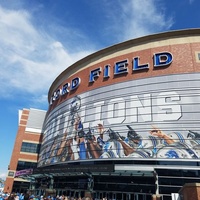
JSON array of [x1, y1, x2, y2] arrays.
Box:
[[0, 192, 108, 200]]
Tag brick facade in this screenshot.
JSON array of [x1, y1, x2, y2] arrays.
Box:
[[179, 183, 200, 200], [4, 109, 45, 193]]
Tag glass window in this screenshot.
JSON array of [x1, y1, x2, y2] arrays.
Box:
[[16, 161, 37, 171], [21, 142, 41, 153]]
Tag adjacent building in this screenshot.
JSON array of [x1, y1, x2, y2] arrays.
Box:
[[4, 108, 46, 193]]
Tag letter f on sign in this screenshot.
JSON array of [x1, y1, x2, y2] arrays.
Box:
[[89, 67, 102, 82]]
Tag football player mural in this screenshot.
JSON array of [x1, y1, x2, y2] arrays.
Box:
[[38, 95, 200, 166]]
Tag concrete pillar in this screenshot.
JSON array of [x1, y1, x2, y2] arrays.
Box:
[[84, 191, 92, 199], [152, 194, 162, 200], [153, 171, 159, 195], [49, 178, 54, 189], [30, 180, 35, 190]]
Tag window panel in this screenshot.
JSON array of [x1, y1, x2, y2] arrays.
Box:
[[21, 142, 41, 153]]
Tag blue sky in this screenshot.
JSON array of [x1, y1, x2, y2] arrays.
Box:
[[0, 0, 200, 180]]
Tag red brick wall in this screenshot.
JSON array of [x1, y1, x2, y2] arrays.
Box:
[[49, 42, 200, 112], [179, 183, 200, 200], [4, 109, 42, 193]]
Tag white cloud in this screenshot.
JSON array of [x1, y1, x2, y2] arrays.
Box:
[[0, 1, 173, 101], [104, 0, 173, 41], [0, 6, 92, 99], [29, 94, 48, 109], [0, 170, 7, 181]]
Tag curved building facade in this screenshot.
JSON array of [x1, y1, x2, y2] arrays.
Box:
[[36, 29, 200, 199]]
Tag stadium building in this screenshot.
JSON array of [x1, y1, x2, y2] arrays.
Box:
[[6, 29, 200, 200]]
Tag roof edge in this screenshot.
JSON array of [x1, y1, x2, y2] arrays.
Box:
[[48, 28, 200, 102]]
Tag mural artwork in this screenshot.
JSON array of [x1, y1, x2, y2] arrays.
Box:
[[38, 74, 200, 167]]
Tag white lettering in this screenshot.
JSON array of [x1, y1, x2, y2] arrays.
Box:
[[89, 101, 104, 127], [155, 91, 182, 121], [107, 98, 126, 124], [129, 94, 152, 122]]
